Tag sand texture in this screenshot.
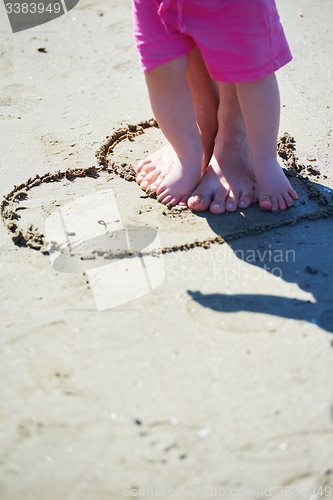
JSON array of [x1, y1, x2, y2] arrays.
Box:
[[1, 1, 333, 499]]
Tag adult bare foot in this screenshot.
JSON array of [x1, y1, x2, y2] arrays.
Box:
[[188, 133, 258, 213]]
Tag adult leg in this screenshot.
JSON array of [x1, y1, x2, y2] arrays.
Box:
[[188, 82, 257, 213]]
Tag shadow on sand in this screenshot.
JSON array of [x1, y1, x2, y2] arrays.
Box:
[[188, 174, 333, 334]]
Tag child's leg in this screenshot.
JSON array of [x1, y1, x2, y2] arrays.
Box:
[[140, 55, 204, 206], [136, 48, 218, 198], [235, 73, 298, 211]]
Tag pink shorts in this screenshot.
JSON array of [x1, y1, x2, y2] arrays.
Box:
[[132, 0, 292, 82]]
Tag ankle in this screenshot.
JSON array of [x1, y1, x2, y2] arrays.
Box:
[[176, 137, 204, 165], [199, 124, 217, 168], [213, 128, 247, 154], [251, 151, 278, 166]]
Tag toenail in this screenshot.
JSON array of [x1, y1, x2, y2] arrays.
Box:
[[227, 203, 234, 209], [212, 203, 220, 210], [239, 201, 245, 207], [193, 195, 204, 204], [150, 185, 157, 192]]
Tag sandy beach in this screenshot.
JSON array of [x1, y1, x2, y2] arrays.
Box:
[[1, 1, 333, 499]]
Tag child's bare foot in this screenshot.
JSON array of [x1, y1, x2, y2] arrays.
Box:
[[137, 139, 203, 207], [136, 112, 216, 203], [188, 133, 258, 213], [156, 144, 203, 206], [136, 139, 212, 206], [235, 75, 298, 212], [136, 144, 176, 194], [136, 132, 213, 206], [254, 158, 298, 211], [136, 142, 206, 207]]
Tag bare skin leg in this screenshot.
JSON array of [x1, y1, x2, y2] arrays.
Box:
[[236, 73, 298, 211], [136, 48, 218, 205], [139, 53, 289, 212], [141, 55, 205, 206], [188, 82, 258, 213]]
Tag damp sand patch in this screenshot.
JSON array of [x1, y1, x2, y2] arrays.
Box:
[[1, 121, 333, 256]]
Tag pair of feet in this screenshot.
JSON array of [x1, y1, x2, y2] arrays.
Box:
[[136, 131, 298, 213]]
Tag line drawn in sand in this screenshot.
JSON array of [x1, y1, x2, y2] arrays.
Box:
[[1, 120, 332, 321]]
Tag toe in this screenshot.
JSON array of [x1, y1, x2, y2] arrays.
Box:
[[147, 184, 157, 194], [137, 166, 155, 185], [136, 158, 151, 173], [169, 197, 180, 206], [188, 192, 211, 211], [271, 196, 279, 211], [140, 179, 149, 191], [159, 194, 172, 205], [210, 188, 227, 214], [136, 174, 144, 184], [155, 173, 167, 184], [157, 184, 166, 198], [139, 163, 156, 178], [225, 193, 238, 212], [238, 188, 253, 209], [259, 194, 272, 211], [283, 191, 293, 207], [187, 179, 214, 211], [187, 165, 218, 211], [136, 158, 149, 173], [278, 195, 286, 211], [179, 194, 190, 207], [154, 175, 168, 195], [142, 169, 160, 187], [289, 187, 298, 200]]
